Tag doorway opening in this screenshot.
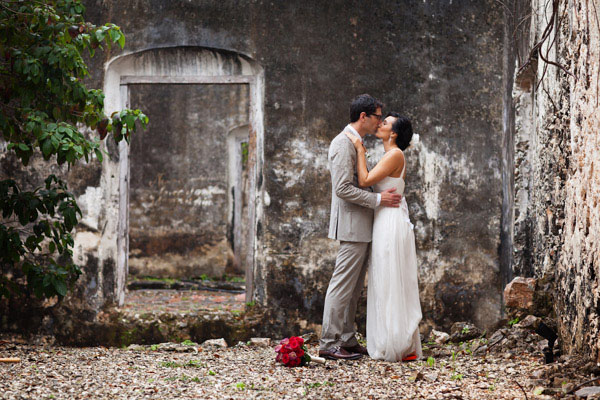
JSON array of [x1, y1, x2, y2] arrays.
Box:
[[102, 47, 263, 310]]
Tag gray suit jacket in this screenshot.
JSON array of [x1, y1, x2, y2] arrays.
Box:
[[328, 130, 378, 242]]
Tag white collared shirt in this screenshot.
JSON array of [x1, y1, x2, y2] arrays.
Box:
[[345, 125, 381, 207], [345, 124, 363, 143]]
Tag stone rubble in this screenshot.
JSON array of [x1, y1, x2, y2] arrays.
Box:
[[2, 319, 600, 399], [503, 277, 537, 310]]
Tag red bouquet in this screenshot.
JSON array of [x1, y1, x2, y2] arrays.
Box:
[[274, 336, 311, 367]]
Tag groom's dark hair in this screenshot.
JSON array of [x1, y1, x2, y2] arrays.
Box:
[[349, 94, 383, 122], [388, 112, 413, 150]]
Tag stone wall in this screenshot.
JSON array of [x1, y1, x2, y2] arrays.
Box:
[[511, 0, 600, 359], [128, 83, 249, 279], [2, 1, 508, 338]]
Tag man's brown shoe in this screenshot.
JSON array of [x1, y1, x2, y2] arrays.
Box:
[[318, 346, 362, 360], [342, 344, 368, 355]]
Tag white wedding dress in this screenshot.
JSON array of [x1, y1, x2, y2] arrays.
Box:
[[367, 160, 423, 361]]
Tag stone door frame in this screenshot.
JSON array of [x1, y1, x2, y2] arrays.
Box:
[[103, 47, 264, 306]]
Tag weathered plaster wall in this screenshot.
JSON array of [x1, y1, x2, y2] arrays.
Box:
[[2, 0, 507, 338], [247, 1, 506, 332], [128, 83, 249, 279], [512, 0, 600, 358]]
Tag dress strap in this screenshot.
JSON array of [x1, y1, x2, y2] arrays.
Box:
[[400, 154, 406, 178], [389, 148, 405, 178]]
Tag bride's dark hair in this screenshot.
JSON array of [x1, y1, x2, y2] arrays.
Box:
[[387, 112, 413, 150]]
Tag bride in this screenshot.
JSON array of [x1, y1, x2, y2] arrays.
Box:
[[344, 113, 422, 362]]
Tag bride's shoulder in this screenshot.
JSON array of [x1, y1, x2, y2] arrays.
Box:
[[384, 148, 404, 160]]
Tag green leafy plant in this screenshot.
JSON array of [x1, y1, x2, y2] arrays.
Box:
[[181, 340, 197, 346], [461, 326, 470, 334], [508, 317, 520, 326], [185, 360, 205, 368], [159, 361, 181, 368], [220, 273, 245, 283], [0, 0, 147, 300], [207, 370, 216, 376], [150, 344, 158, 351], [533, 387, 544, 395], [450, 372, 464, 381], [426, 356, 435, 367]]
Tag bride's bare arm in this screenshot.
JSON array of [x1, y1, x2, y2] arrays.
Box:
[[344, 132, 404, 187], [357, 150, 403, 187]]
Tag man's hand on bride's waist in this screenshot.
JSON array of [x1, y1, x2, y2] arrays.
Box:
[[380, 188, 401, 208]]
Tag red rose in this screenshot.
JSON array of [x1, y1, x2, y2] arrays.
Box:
[[275, 337, 309, 367], [287, 351, 298, 367], [289, 337, 299, 349]]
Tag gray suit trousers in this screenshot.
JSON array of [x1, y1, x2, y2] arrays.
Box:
[[319, 241, 370, 350]]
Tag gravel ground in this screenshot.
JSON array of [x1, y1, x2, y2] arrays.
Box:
[[0, 340, 542, 399]]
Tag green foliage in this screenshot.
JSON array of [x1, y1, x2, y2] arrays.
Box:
[[426, 356, 435, 367], [222, 273, 245, 283], [305, 381, 334, 389], [159, 361, 180, 368], [0, 0, 147, 300], [450, 372, 464, 381], [165, 375, 198, 382], [0, 175, 81, 298], [159, 360, 205, 369], [533, 387, 544, 395], [508, 317, 520, 326], [185, 360, 205, 368], [240, 141, 249, 166]]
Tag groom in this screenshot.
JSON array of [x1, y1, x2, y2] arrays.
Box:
[[319, 94, 401, 360]]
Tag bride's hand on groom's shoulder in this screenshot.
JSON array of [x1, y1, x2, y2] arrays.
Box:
[[344, 132, 365, 152]]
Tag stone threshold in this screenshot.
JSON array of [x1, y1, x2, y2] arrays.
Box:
[[127, 279, 245, 293]]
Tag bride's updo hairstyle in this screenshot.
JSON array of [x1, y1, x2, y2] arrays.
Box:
[[388, 112, 413, 150]]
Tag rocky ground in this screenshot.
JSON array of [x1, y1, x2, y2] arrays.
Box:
[[2, 319, 600, 400], [2, 282, 599, 399]]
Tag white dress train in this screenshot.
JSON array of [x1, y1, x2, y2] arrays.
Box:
[[367, 164, 423, 361]]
